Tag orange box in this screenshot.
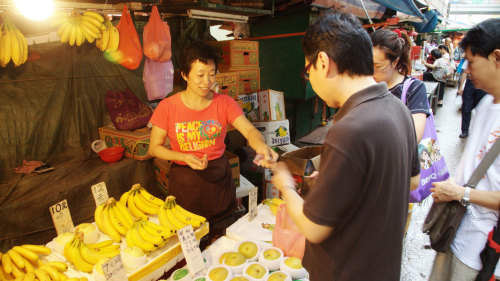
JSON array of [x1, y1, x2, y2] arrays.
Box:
[[215, 72, 239, 99], [219, 67, 260, 94], [210, 40, 259, 67], [153, 158, 172, 196], [99, 125, 152, 160]]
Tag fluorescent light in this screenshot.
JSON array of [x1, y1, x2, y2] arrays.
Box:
[[188, 9, 248, 23], [15, 0, 54, 21]]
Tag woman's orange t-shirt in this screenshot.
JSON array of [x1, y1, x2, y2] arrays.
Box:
[[149, 93, 243, 164]]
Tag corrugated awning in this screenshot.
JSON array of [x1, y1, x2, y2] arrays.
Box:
[[371, 0, 426, 20]]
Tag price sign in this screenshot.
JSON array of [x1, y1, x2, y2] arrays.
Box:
[[178, 225, 206, 277], [102, 254, 128, 281], [91, 182, 109, 207], [49, 199, 74, 235], [248, 186, 258, 221]]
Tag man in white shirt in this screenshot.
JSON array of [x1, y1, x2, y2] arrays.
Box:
[[429, 18, 500, 281]]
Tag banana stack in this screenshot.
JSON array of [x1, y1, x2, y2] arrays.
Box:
[[94, 197, 134, 243], [0, 22, 28, 67], [0, 244, 73, 281], [63, 232, 120, 273], [120, 184, 164, 221], [96, 20, 119, 52], [262, 198, 285, 215], [158, 196, 207, 231], [57, 11, 108, 47], [125, 218, 174, 253]]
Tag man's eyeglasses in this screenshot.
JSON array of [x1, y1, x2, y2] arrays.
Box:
[[301, 61, 314, 81]]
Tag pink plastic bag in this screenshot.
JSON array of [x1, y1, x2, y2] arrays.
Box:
[[143, 58, 174, 100], [272, 204, 305, 258]]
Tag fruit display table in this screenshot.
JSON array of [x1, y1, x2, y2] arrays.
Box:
[[226, 204, 276, 242]]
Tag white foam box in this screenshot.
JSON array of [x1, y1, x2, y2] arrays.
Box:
[[258, 89, 285, 121], [252, 119, 290, 146]]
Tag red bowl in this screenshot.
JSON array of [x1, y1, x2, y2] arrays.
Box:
[[98, 147, 125, 163]]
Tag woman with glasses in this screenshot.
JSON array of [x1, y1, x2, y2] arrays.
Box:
[[370, 29, 430, 142]]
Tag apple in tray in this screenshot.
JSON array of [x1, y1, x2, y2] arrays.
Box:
[[257, 247, 284, 271], [236, 240, 260, 261], [242, 262, 269, 281]]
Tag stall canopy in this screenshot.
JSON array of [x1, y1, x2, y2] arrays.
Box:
[[310, 0, 386, 20], [371, 0, 426, 20]]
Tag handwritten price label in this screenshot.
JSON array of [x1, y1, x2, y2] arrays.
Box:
[[249, 186, 258, 221], [91, 182, 109, 207], [102, 254, 128, 281], [178, 225, 206, 277], [49, 199, 74, 235]]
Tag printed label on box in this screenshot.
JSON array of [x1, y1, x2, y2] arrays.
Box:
[[252, 120, 291, 146], [238, 93, 259, 121], [258, 90, 285, 121]]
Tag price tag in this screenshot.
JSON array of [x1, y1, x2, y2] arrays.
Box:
[[91, 182, 109, 207], [49, 199, 74, 235], [102, 254, 128, 281], [178, 225, 206, 277], [248, 186, 258, 221]]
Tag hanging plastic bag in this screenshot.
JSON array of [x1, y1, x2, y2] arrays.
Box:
[[272, 204, 305, 258], [143, 58, 174, 100], [105, 88, 153, 130], [143, 6, 172, 62], [116, 5, 143, 70]]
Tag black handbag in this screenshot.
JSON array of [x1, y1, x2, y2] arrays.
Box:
[[422, 139, 500, 252]]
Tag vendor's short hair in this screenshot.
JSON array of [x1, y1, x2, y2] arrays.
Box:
[[431, 48, 442, 59], [302, 12, 373, 76], [460, 18, 500, 58], [180, 40, 219, 77]]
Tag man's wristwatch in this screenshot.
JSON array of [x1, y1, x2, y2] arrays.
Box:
[[460, 186, 471, 207]]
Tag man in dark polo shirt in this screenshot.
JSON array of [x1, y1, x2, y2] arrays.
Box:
[[272, 12, 420, 281]]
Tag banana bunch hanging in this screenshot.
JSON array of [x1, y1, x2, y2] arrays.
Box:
[[0, 18, 28, 67]]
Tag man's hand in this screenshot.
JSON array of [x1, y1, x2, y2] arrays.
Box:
[[272, 162, 296, 193], [184, 154, 208, 170], [255, 144, 279, 169], [430, 177, 465, 203]]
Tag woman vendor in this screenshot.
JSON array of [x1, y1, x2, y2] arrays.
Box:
[[149, 40, 278, 233]]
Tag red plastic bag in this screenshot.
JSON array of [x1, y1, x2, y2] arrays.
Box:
[[116, 5, 143, 70], [143, 6, 172, 62], [272, 204, 305, 258], [143, 58, 174, 100]]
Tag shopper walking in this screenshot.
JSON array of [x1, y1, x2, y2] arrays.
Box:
[[272, 12, 420, 281], [428, 18, 500, 281]]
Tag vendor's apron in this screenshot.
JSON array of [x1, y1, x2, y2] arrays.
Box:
[[169, 154, 235, 226]]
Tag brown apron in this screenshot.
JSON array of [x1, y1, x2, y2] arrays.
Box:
[[169, 154, 235, 225]]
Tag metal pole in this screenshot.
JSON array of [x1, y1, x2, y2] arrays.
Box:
[[359, 0, 375, 32]]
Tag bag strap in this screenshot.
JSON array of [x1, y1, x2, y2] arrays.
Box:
[[465, 139, 500, 188], [400, 77, 416, 105]]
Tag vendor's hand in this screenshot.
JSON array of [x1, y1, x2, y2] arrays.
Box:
[[255, 144, 279, 169], [430, 178, 465, 203], [272, 162, 296, 193], [184, 154, 208, 170]]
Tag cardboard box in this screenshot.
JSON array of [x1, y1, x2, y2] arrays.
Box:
[[225, 151, 240, 187], [215, 72, 239, 99], [238, 92, 259, 121], [258, 89, 285, 121], [280, 146, 322, 176], [210, 40, 259, 68], [153, 158, 172, 195], [99, 125, 152, 160], [252, 119, 291, 146]]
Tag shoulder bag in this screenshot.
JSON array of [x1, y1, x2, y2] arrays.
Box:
[[422, 139, 500, 252], [401, 78, 450, 203]]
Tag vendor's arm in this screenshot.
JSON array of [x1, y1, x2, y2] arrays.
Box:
[[431, 178, 500, 210], [232, 115, 278, 168], [149, 126, 207, 170], [272, 163, 333, 244]]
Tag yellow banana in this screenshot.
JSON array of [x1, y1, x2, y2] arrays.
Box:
[[138, 187, 164, 207], [63, 238, 76, 264], [33, 269, 51, 281], [114, 200, 134, 229], [94, 204, 106, 234], [66, 278, 80, 281], [68, 23, 77, 46], [12, 246, 38, 264], [10, 28, 22, 67], [83, 11, 104, 23], [75, 25, 84, 46], [137, 221, 164, 246], [42, 261, 68, 272], [1, 27, 12, 67], [23, 272, 36, 281], [169, 197, 206, 224], [158, 205, 177, 231], [127, 191, 148, 220], [99, 27, 109, 52], [15, 29, 28, 64], [93, 244, 120, 254], [11, 264, 24, 279], [106, 22, 119, 52], [78, 242, 104, 265], [106, 202, 128, 236], [39, 265, 60, 281], [7, 250, 26, 269], [68, 238, 93, 272], [143, 220, 174, 238], [59, 22, 72, 43], [86, 240, 113, 250], [57, 271, 69, 281], [119, 190, 131, 206], [79, 19, 100, 35], [2, 252, 14, 274], [129, 225, 156, 252], [171, 202, 203, 228], [125, 229, 136, 248], [20, 245, 51, 256], [24, 260, 35, 273], [80, 277, 89, 281], [100, 205, 122, 243], [134, 191, 160, 215], [80, 24, 98, 43], [166, 204, 187, 230], [81, 15, 105, 30], [57, 21, 71, 37]]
